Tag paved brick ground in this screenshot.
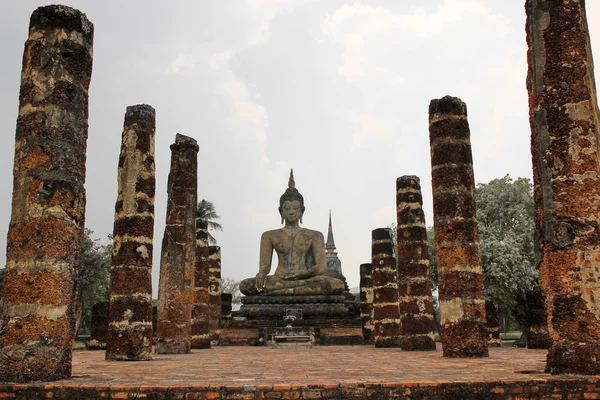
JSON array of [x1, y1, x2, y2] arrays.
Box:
[[68, 344, 550, 386], [3, 345, 600, 399]]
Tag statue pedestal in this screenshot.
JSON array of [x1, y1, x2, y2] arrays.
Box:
[[219, 294, 362, 346]]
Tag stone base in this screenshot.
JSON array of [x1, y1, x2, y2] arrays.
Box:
[[238, 295, 358, 319], [265, 327, 315, 346], [155, 340, 190, 354]]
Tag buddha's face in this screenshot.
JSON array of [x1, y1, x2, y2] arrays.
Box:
[[280, 200, 304, 224]]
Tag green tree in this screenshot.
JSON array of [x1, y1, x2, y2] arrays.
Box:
[[475, 175, 537, 326], [196, 199, 223, 245], [76, 229, 112, 335], [426, 226, 438, 290]]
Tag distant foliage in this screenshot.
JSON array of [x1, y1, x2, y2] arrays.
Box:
[[77, 229, 112, 335], [475, 175, 537, 326], [221, 277, 242, 305], [196, 199, 223, 245]]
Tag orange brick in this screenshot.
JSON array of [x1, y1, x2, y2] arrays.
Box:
[[584, 393, 600, 399], [283, 392, 300, 399], [491, 388, 505, 394], [111, 393, 128, 399], [204, 393, 220, 399], [274, 384, 291, 391]]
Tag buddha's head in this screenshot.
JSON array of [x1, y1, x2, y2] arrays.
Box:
[[279, 169, 305, 224]]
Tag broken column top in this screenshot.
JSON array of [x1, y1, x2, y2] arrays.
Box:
[[30, 4, 93, 39], [126, 104, 155, 119], [172, 133, 199, 152], [429, 95, 467, 117], [372, 227, 393, 242], [359, 263, 372, 275], [397, 175, 420, 186]]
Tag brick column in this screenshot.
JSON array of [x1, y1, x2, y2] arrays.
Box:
[[371, 228, 401, 347], [208, 246, 222, 343], [396, 175, 436, 351], [88, 302, 109, 350], [191, 220, 210, 349], [360, 263, 374, 345], [155, 134, 198, 354], [485, 302, 500, 347], [428, 95, 488, 357], [0, 5, 93, 382], [526, 0, 600, 374], [106, 105, 155, 361], [525, 290, 550, 350]]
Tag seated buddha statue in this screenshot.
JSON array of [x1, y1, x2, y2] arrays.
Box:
[[239, 170, 345, 296]]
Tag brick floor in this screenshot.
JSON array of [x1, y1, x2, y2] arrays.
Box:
[[2, 345, 600, 399], [66, 344, 551, 386]]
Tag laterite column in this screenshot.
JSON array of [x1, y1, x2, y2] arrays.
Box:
[[525, 290, 550, 350], [106, 105, 156, 361], [208, 246, 222, 342], [360, 263, 374, 344], [155, 134, 198, 354], [526, 0, 600, 374], [0, 5, 93, 382], [485, 302, 501, 347], [191, 220, 210, 349], [396, 175, 436, 351], [371, 228, 402, 347], [428, 95, 488, 357]]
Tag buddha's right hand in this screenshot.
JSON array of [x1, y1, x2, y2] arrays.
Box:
[[255, 272, 267, 292]]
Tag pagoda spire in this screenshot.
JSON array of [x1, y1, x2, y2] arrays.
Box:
[[325, 209, 336, 251]]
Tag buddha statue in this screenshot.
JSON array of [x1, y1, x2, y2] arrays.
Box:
[[239, 170, 345, 296]]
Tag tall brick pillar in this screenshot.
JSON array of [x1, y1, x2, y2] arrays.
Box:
[[0, 5, 93, 382], [191, 220, 210, 349], [360, 263, 374, 345], [155, 134, 198, 354], [208, 246, 222, 343], [428, 95, 488, 358], [106, 105, 155, 361], [526, 0, 600, 374], [371, 228, 402, 347], [396, 175, 436, 351]]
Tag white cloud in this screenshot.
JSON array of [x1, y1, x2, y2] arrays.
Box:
[[248, 0, 289, 8], [166, 53, 196, 74], [323, 0, 509, 82], [351, 112, 394, 150]]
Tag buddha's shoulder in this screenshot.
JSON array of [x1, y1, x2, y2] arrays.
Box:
[[299, 227, 324, 237]]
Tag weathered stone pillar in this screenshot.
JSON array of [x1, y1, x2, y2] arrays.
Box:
[[525, 289, 550, 350], [396, 175, 436, 351], [221, 293, 233, 319], [485, 302, 501, 347], [371, 228, 402, 347], [191, 220, 210, 349], [0, 5, 93, 382], [208, 246, 222, 343], [155, 134, 198, 354], [360, 263, 374, 345], [88, 302, 109, 350], [106, 105, 155, 361], [526, 0, 600, 374], [428, 95, 488, 358]]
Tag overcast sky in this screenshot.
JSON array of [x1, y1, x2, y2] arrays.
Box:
[[1, 1, 600, 294]]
